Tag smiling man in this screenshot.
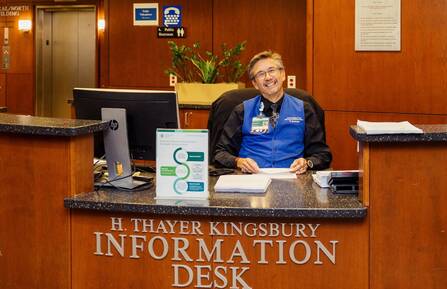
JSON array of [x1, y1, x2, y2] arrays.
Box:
[[214, 50, 332, 174]]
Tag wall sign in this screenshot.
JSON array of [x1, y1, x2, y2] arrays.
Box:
[[0, 5, 30, 17], [94, 217, 339, 288], [157, 27, 186, 38], [355, 0, 401, 51], [163, 5, 182, 27], [133, 3, 158, 26]]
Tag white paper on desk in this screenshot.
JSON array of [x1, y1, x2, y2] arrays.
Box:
[[357, 120, 423, 135], [312, 171, 331, 188], [214, 175, 271, 193], [258, 168, 297, 179]]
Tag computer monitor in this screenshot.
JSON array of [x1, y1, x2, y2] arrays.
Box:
[[73, 88, 179, 161]]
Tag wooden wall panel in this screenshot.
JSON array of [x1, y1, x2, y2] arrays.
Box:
[[313, 0, 447, 115], [0, 6, 5, 107], [7, 6, 33, 73], [107, 0, 213, 88], [325, 111, 447, 170], [0, 73, 5, 106], [0, 3, 34, 114], [7, 0, 98, 4], [6, 73, 33, 114], [6, 0, 33, 3], [213, 0, 307, 88], [98, 0, 109, 87]]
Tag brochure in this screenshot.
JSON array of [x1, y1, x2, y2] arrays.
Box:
[[156, 129, 209, 199]]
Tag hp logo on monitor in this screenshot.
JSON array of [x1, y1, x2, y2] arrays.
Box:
[[108, 119, 119, 131]]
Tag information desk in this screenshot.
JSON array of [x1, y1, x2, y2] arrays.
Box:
[[1, 112, 446, 289], [64, 175, 368, 289], [63, 124, 446, 289]]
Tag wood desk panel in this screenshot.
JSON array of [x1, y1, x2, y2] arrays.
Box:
[[71, 212, 368, 289], [0, 134, 93, 289], [215, 217, 368, 289], [71, 212, 214, 289], [369, 143, 447, 289]]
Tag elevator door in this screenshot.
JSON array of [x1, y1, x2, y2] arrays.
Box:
[[36, 8, 95, 118]]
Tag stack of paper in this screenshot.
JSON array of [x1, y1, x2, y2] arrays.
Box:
[[357, 120, 423, 135], [214, 175, 271, 193]]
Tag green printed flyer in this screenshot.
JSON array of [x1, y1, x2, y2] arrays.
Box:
[[156, 129, 209, 199]]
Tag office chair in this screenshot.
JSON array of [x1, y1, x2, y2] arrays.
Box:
[[207, 88, 326, 164]]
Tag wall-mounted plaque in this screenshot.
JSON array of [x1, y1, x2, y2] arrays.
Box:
[[355, 0, 401, 51]]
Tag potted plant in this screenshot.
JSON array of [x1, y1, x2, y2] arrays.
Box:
[[166, 41, 247, 105]]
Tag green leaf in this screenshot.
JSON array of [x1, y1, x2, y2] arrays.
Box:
[[165, 40, 247, 83]]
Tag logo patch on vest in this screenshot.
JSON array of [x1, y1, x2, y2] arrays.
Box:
[[285, 116, 303, 123]]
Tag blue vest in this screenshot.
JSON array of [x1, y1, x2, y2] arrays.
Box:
[[239, 94, 305, 168]]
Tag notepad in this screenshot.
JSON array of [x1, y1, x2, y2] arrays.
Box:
[[357, 120, 423, 135], [214, 175, 271, 193]]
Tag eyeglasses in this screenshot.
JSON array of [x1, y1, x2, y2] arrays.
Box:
[[252, 67, 283, 80]]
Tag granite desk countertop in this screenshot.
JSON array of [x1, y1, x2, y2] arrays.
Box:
[[0, 107, 6, 112], [65, 173, 366, 219], [350, 124, 447, 142], [0, 113, 108, 136]]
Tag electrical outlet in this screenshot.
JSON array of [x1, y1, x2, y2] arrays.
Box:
[[287, 75, 296, 89], [169, 74, 177, 87]]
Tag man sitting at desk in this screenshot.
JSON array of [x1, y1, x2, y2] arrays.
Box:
[[214, 50, 332, 174]]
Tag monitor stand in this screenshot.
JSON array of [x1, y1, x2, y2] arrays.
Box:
[[100, 108, 145, 189]]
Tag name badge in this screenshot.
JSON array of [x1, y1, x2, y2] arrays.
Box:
[[250, 117, 269, 134]]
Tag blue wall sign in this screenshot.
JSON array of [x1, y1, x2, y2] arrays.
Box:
[[135, 8, 157, 21], [133, 3, 158, 26], [163, 6, 182, 27]]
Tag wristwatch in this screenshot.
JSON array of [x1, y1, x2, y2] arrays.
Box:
[[306, 159, 314, 169]]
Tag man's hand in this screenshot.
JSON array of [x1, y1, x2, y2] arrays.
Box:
[[236, 157, 260, 173], [290, 158, 308, 175]]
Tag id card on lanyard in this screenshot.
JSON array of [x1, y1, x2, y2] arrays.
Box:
[[250, 101, 269, 134], [250, 116, 269, 134]]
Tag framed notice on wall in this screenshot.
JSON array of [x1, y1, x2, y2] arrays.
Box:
[[355, 0, 401, 51]]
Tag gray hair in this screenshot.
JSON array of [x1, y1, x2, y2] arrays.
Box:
[[247, 50, 285, 80]]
